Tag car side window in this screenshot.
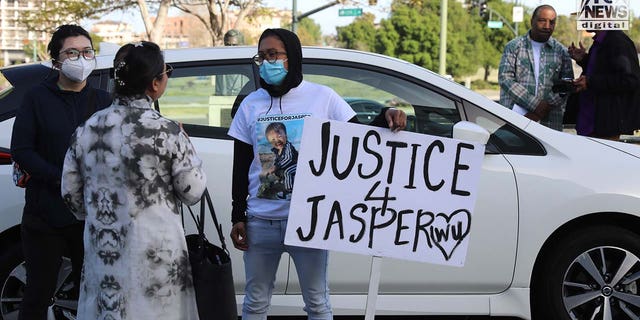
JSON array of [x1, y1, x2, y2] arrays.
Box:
[[303, 63, 460, 137], [462, 100, 546, 155], [157, 64, 255, 129]]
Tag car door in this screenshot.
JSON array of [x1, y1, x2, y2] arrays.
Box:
[[284, 61, 519, 295]]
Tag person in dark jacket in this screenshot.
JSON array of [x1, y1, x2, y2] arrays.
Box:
[[9, 24, 111, 320], [568, 30, 640, 140]]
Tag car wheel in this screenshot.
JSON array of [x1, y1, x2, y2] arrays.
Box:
[[532, 225, 640, 320], [0, 241, 78, 320]]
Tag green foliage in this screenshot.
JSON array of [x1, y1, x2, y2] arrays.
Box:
[[471, 79, 499, 90], [553, 15, 583, 47], [298, 18, 323, 45], [377, 3, 441, 70], [335, 0, 640, 81], [337, 0, 522, 77], [627, 15, 640, 52], [22, 41, 48, 62], [19, 0, 135, 34], [336, 13, 377, 51], [475, 0, 529, 80]]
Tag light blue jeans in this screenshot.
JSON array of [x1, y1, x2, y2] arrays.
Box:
[[242, 216, 333, 320]]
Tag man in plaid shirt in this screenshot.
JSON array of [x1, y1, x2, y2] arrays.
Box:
[[498, 5, 573, 131]]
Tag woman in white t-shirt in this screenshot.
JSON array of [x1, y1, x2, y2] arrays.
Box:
[[228, 28, 406, 320]]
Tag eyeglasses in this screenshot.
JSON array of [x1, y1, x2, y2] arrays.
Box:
[[59, 48, 95, 61], [158, 64, 173, 78], [252, 50, 287, 66]]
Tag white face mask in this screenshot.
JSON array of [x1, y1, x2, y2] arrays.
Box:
[[59, 58, 95, 82]]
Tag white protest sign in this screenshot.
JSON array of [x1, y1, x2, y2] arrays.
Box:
[[284, 117, 485, 267]]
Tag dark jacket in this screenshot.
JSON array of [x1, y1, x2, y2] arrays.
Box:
[[578, 30, 640, 136], [10, 75, 111, 227]]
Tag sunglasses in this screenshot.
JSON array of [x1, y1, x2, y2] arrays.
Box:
[[158, 64, 174, 78]]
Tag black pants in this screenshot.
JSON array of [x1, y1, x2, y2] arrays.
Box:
[[19, 214, 84, 320]]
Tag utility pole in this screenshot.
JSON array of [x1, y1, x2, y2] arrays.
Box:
[[292, 0, 342, 33], [292, 0, 298, 33], [514, 0, 519, 37], [439, 0, 447, 76], [487, 7, 518, 37]]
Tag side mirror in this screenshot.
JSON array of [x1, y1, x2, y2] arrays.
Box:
[[453, 121, 490, 145]]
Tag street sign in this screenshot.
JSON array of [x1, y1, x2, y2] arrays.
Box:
[[513, 6, 524, 23], [488, 21, 504, 28], [339, 8, 363, 17]]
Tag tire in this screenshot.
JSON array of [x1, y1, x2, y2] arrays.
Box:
[[0, 240, 78, 320], [532, 225, 640, 320]]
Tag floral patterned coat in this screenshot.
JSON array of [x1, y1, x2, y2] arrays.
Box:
[[61, 95, 206, 320]]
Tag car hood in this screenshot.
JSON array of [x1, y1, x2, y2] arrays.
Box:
[[587, 137, 640, 159]]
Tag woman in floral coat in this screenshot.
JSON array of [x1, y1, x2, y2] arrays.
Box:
[[61, 41, 206, 319]]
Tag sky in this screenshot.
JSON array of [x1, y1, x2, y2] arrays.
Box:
[[88, 0, 640, 36]]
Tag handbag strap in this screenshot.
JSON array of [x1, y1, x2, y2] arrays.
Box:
[[180, 189, 229, 253], [202, 189, 229, 252]]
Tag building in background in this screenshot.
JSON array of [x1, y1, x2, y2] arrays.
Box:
[[0, 0, 49, 65], [90, 20, 140, 45], [161, 16, 196, 48]]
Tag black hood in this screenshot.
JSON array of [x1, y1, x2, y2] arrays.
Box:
[[258, 28, 303, 97]]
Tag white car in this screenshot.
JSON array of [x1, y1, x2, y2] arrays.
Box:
[[1, 46, 640, 320]]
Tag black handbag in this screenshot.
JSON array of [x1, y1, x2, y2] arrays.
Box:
[[181, 189, 238, 320]]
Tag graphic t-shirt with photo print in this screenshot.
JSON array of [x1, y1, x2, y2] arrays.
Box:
[[255, 113, 309, 200]]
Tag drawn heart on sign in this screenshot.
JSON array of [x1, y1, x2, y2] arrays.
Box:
[[430, 209, 472, 261]]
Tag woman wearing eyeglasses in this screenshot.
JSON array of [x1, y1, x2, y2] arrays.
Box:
[[228, 28, 407, 320], [9, 24, 111, 320], [61, 41, 205, 319]]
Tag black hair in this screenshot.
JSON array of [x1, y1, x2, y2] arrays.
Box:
[[113, 41, 165, 96], [257, 28, 303, 97], [531, 5, 556, 21], [47, 25, 93, 62], [265, 122, 287, 135]]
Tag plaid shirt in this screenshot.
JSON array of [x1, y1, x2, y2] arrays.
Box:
[[499, 32, 574, 130]]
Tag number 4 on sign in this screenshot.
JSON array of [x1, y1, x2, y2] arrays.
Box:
[[365, 256, 383, 320]]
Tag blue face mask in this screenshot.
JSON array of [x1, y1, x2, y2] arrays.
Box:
[[260, 60, 288, 85]]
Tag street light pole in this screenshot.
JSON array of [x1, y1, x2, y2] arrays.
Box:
[[292, 0, 298, 33], [292, 0, 342, 33], [514, 0, 519, 37], [439, 0, 447, 76], [487, 7, 518, 37]]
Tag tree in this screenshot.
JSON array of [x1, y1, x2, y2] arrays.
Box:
[[283, 18, 322, 45], [552, 14, 582, 48], [18, 0, 171, 43], [21, 41, 49, 62], [129, 0, 172, 43], [477, 0, 530, 81], [171, 0, 262, 46], [374, 0, 484, 77], [336, 13, 377, 51], [377, 2, 440, 70], [19, 0, 262, 46], [626, 15, 640, 52], [444, 0, 486, 77], [18, 0, 134, 34]]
